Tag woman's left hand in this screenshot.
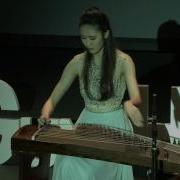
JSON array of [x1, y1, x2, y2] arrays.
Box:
[[124, 101, 144, 127]]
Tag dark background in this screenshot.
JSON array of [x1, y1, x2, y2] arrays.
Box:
[[0, 1, 180, 123]]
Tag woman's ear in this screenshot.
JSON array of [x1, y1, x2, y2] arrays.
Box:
[[104, 30, 110, 39]]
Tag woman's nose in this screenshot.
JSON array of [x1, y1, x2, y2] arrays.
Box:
[[85, 39, 91, 47]]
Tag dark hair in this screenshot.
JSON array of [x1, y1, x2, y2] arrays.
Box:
[[79, 7, 116, 101]]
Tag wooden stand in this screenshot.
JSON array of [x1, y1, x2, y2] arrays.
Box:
[[18, 151, 50, 180], [11, 125, 50, 180]]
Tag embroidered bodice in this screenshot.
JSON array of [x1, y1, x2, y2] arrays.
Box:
[[79, 59, 126, 113]]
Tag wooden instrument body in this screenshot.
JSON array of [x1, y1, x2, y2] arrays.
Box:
[[11, 124, 180, 180]]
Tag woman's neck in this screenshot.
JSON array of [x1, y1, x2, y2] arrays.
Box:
[[92, 48, 104, 65]]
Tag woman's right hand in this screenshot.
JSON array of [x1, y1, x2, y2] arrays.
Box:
[[40, 99, 54, 121]]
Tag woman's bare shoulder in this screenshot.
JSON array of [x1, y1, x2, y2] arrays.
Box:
[[70, 52, 85, 74], [116, 49, 132, 62], [116, 49, 134, 67], [73, 52, 85, 63]]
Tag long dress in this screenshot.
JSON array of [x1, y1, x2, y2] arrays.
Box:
[[52, 58, 134, 180]]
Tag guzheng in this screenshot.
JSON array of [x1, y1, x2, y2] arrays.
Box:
[[11, 123, 180, 175]]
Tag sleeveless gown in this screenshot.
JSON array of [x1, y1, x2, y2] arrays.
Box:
[[52, 59, 134, 180]]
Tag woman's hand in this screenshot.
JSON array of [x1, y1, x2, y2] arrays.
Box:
[[123, 101, 144, 127], [39, 99, 53, 127], [40, 99, 54, 121]]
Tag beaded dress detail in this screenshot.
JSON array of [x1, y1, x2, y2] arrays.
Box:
[[79, 59, 126, 112]]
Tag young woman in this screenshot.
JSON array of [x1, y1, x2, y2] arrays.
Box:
[[41, 6, 144, 180]]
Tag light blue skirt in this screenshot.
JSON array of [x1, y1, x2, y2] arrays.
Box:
[[52, 108, 134, 180]]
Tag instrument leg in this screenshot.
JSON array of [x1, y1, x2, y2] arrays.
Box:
[[18, 152, 50, 180]]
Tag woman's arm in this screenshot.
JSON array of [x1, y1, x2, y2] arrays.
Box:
[[123, 54, 141, 105], [40, 56, 79, 120], [122, 54, 144, 127]]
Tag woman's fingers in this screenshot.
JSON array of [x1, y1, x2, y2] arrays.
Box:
[[38, 115, 51, 128]]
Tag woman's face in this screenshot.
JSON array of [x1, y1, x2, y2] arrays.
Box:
[[80, 24, 105, 55]]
